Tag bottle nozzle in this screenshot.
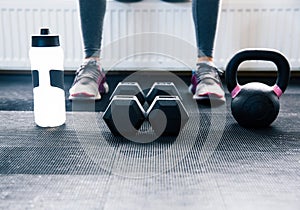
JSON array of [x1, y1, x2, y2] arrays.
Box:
[[40, 28, 50, 35], [32, 27, 59, 47]]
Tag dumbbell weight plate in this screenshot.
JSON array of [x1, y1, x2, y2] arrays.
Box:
[[146, 82, 182, 104], [147, 96, 189, 136], [103, 95, 146, 136], [110, 82, 146, 105]]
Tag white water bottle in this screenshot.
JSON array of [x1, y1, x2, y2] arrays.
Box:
[[29, 28, 66, 127]]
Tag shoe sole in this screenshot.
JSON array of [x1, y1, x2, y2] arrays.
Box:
[[69, 82, 109, 101], [189, 85, 225, 103], [69, 92, 101, 101], [193, 94, 225, 103]]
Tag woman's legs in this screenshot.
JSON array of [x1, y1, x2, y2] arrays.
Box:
[[192, 0, 221, 62], [69, 0, 108, 100], [70, 0, 224, 101], [78, 0, 106, 60], [191, 0, 225, 103]]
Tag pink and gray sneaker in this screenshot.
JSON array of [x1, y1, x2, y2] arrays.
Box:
[[189, 62, 225, 103], [69, 59, 109, 100]]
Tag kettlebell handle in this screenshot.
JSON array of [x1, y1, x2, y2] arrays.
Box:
[[226, 49, 290, 98]]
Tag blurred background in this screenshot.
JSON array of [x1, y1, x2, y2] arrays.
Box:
[[0, 0, 299, 71]]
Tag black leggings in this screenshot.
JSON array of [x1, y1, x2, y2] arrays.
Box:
[[78, 0, 220, 58]]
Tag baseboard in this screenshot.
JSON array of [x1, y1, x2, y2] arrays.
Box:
[[1, 69, 300, 78]]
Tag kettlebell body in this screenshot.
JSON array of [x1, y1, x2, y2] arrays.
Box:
[[231, 82, 280, 127], [226, 49, 290, 127]]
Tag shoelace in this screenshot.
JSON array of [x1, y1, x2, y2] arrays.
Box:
[[74, 60, 102, 82], [195, 63, 223, 84]]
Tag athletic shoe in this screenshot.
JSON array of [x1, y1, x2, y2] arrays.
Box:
[[69, 59, 109, 100], [189, 62, 225, 103]]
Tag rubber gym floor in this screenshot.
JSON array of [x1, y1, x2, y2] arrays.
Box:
[[0, 71, 299, 210]]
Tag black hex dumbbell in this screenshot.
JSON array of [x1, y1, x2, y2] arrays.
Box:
[[103, 95, 146, 136], [103, 82, 146, 136], [103, 81, 189, 137]]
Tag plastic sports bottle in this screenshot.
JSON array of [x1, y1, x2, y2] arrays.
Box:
[[29, 28, 66, 127]]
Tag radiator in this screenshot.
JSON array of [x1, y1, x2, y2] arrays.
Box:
[[0, 0, 299, 71]]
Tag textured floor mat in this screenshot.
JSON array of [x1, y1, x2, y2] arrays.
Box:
[[0, 74, 299, 209]]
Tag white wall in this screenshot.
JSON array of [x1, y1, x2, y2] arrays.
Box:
[[0, 0, 299, 71]]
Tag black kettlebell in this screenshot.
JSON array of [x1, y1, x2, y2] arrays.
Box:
[[225, 49, 290, 127]]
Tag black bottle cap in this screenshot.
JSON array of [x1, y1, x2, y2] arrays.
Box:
[[31, 28, 60, 47]]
